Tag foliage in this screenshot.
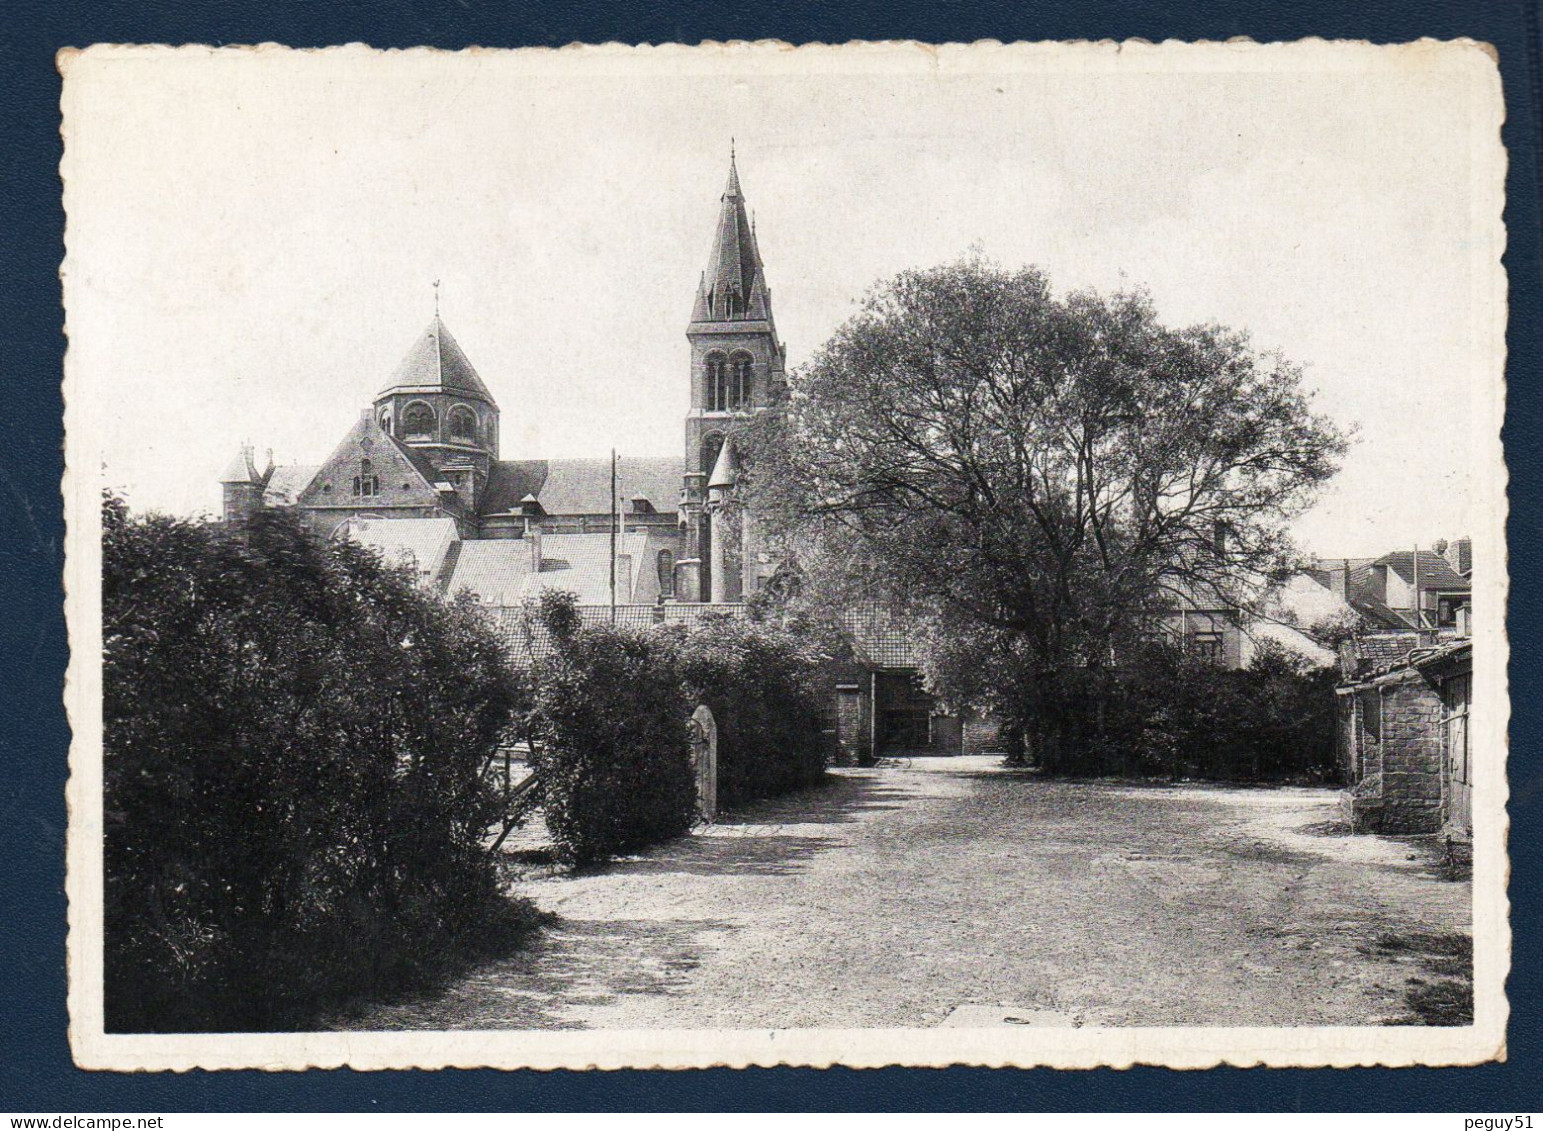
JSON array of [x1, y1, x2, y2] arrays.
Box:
[[1070, 638, 1338, 780], [672, 613, 829, 806], [102, 496, 531, 1032], [743, 254, 1348, 771], [1306, 606, 1378, 651], [525, 590, 696, 867]]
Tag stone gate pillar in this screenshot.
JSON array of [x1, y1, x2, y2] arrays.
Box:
[[688, 703, 718, 823]]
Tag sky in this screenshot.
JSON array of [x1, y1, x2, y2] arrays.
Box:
[[61, 42, 1504, 557]]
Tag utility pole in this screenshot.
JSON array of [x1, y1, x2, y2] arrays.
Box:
[[610, 449, 618, 623]]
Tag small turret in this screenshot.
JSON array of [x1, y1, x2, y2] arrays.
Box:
[[220, 442, 273, 525], [707, 436, 739, 497]]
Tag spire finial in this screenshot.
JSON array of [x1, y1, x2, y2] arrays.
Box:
[[433, 278, 440, 319]]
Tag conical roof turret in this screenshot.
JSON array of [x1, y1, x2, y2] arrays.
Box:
[[219, 442, 272, 485], [707, 436, 740, 491]]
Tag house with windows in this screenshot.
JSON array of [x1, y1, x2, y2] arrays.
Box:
[[1147, 572, 1339, 671], [1307, 545, 1472, 633]]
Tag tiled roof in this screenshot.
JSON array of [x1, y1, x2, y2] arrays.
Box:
[[1409, 637, 1473, 673], [446, 533, 651, 605], [1343, 632, 1422, 678], [1341, 634, 1472, 685], [1376, 550, 1470, 592], [378, 316, 496, 404], [1348, 589, 1412, 631], [841, 606, 923, 668], [263, 465, 319, 506], [478, 461, 549, 516], [477, 457, 683, 518], [341, 517, 458, 582]]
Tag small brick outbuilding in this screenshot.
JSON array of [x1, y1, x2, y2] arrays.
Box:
[[1335, 635, 1472, 836]]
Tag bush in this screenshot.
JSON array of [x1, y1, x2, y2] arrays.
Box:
[[1059, 638, 1338, 780], [526, 591, 696, 866], [102, 497, 530, 1031], [673, 613, 828, 806]]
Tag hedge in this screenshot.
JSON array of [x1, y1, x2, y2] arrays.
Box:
[[102, 497, 530, 1031], [526, 591, 697, 866], [673, 613, 829, 807]]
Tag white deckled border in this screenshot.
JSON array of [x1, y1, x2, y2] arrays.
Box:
[[61, 36, 1509, 1072]]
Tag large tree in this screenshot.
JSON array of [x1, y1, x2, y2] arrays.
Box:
[[743, 255, 1348, 769]]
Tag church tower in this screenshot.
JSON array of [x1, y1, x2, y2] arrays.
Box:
[[679, 148, 786, 602], [372, 313, 500, 517]]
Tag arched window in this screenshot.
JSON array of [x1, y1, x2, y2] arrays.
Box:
[[657, 549, 674, 597], [701, 433, 725, 477], [353, 457, 379, 498], [729, 352, 753, 410], [448, 405, 478, 444], [378, 408, 393, 435], [401, 402, 436, 440], [705, 353, 728, 412]]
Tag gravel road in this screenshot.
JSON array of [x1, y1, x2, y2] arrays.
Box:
[[338, 756, 1471, 1030]]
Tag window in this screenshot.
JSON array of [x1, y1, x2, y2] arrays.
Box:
[[701, 433, 725, 477], [705, 353, 727, 411], [729, 351, 753, 409], [379, 409, 392, 435], [1437, 595, 1469, 628], [657, 549, 674, 596], [401, 402, 436, 440], [448, 405, 478, 443], [353, 458, 379, 498], [1192, 631, 1224, 661]]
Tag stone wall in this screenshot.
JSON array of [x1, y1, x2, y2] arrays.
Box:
[[1346, 670, 1445, 834]]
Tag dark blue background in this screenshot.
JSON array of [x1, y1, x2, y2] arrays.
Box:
[[3, 0, 1538, 1112]]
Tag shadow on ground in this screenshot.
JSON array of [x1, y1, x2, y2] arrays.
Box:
[[332, 915, 739, 1030]]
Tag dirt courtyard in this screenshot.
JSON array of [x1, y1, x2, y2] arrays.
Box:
[[338, 757, 1471, 1030]]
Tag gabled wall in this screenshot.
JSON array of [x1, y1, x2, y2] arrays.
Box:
[[296, 412, 451, 537]]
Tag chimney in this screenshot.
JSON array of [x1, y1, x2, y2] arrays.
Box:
[[1456, 602, 1471, 637], [528, 524, 543, 572], [1331, 559, 1349, 600]]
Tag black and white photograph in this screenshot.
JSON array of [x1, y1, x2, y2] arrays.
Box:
[[60, 40, 1507, 1070]]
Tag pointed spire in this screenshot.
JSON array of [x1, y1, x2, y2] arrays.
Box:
[[696, 144, 768, 323], [724, 140, 742, 199]]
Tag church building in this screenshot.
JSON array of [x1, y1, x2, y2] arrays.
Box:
[[221, 150, 984, 760], [221, 150, 782, 612]]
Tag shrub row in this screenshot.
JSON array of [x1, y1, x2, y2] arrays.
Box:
[[524, 593, 828, 865], [673, 614, 829, 807], [525, 592, 696, 867], [1026, 638, 1338, 780], [103, 499, 530, 1032]]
